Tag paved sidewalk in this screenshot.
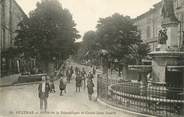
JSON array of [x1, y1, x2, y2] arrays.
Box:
[[0, 74, 20, 87]]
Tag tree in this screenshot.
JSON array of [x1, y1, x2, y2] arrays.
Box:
[[95, 13, 150, 77], [15, 0, 80, 73], [96, 13, 141, 63], [128, 43, 150, 64], [76, 31, 103, 65], [82, 31, 98, 61]]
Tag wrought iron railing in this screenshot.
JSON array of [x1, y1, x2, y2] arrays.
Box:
[[97, 76, 184, 117]]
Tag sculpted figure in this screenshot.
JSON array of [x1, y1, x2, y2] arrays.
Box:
[[158, 28, 168, 44]]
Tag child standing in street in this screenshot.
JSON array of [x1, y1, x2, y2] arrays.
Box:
[[87, 78, 94, 100], [63, 77, 67, 93], [75, 71, 82, 92], [59, 78, 66, 96], [49, 79, 56, 93], [81, 68, 87, 90]]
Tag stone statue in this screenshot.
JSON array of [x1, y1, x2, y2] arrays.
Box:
[[161, 0, 178, 25], [158, 28, 168, 44]]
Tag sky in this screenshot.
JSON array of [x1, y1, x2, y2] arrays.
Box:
[[16, 0, 161, 40]]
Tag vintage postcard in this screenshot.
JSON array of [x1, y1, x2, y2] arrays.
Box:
[[0, 0, 184, 117]]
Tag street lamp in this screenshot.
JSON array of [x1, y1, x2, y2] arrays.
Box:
[[99, 49, 110, 95], [100, 49, 109, 74]]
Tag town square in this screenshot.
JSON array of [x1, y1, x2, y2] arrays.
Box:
[[0, 0, 184, 117]]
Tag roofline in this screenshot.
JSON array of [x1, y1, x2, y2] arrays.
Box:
[[13, 0, 27, 18], [134, 1, 162, 21]]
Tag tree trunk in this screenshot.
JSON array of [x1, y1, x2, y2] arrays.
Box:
[[118, 65, 121, 77], [122, 65, 128, 80], [48, 62, 55, 79], [39, 60, 55, 79]]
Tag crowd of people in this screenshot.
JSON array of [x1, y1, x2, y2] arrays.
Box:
[[38, 64, 97, 112], [59, 65, 96, 98]]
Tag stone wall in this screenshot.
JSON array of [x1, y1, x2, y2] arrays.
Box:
[[11, 0, 26, 47], [175, 0, 184, 48], [1, 0, 11, 50], [134, 0, 184, 51], [0, 0, 2, 50], [0, 0, 26, 76], [0, 0, 26, 51]]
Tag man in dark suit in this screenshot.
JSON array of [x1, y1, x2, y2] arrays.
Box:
[[38, 76, 50, 112]]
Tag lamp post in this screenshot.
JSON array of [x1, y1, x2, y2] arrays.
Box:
[[100, 49, 110, 99], [100, 49, 109, 75]]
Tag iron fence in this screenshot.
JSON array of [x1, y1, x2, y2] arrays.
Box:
[[97, 76, 184, 117]]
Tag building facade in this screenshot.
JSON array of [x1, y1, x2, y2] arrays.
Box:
[[0, 0, 26, 76], [134, 0, 184, 51]]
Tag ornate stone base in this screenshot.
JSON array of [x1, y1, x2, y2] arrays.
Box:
[[156, 44, 168, 51], [149, 51, 184, 82]]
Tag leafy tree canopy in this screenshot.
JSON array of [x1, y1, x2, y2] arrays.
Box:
[[75, 31, 98, 63], [96, 13, 146, 63], [128, 43, 151, 64], [76, 13, 150, 65], [82, 31, 98, 55], [15, 0, 80, 63]]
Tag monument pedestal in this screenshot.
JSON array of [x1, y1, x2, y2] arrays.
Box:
[[165, 24, 179, 49], [149, 0, 184, 102], [150, 51, 184, 99], [150, 51, 184, 83], [156, 44, 167, 51]]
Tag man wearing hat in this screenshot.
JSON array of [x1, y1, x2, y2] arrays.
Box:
[[38, 76, 50, 112]]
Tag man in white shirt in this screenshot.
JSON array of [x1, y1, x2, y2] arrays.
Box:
[[38, 76, 50, 112]]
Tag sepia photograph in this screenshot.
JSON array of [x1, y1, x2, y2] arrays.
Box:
[[0, 0, 184, 117]]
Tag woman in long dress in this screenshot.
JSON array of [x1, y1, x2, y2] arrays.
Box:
[[75, 71, 82, 92], [59, 78, 66, 96], [87, 78, 94, 100]]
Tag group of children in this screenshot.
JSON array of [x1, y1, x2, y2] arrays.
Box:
[[58, 65, 96, 100], [38, 65, 97, 112]]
